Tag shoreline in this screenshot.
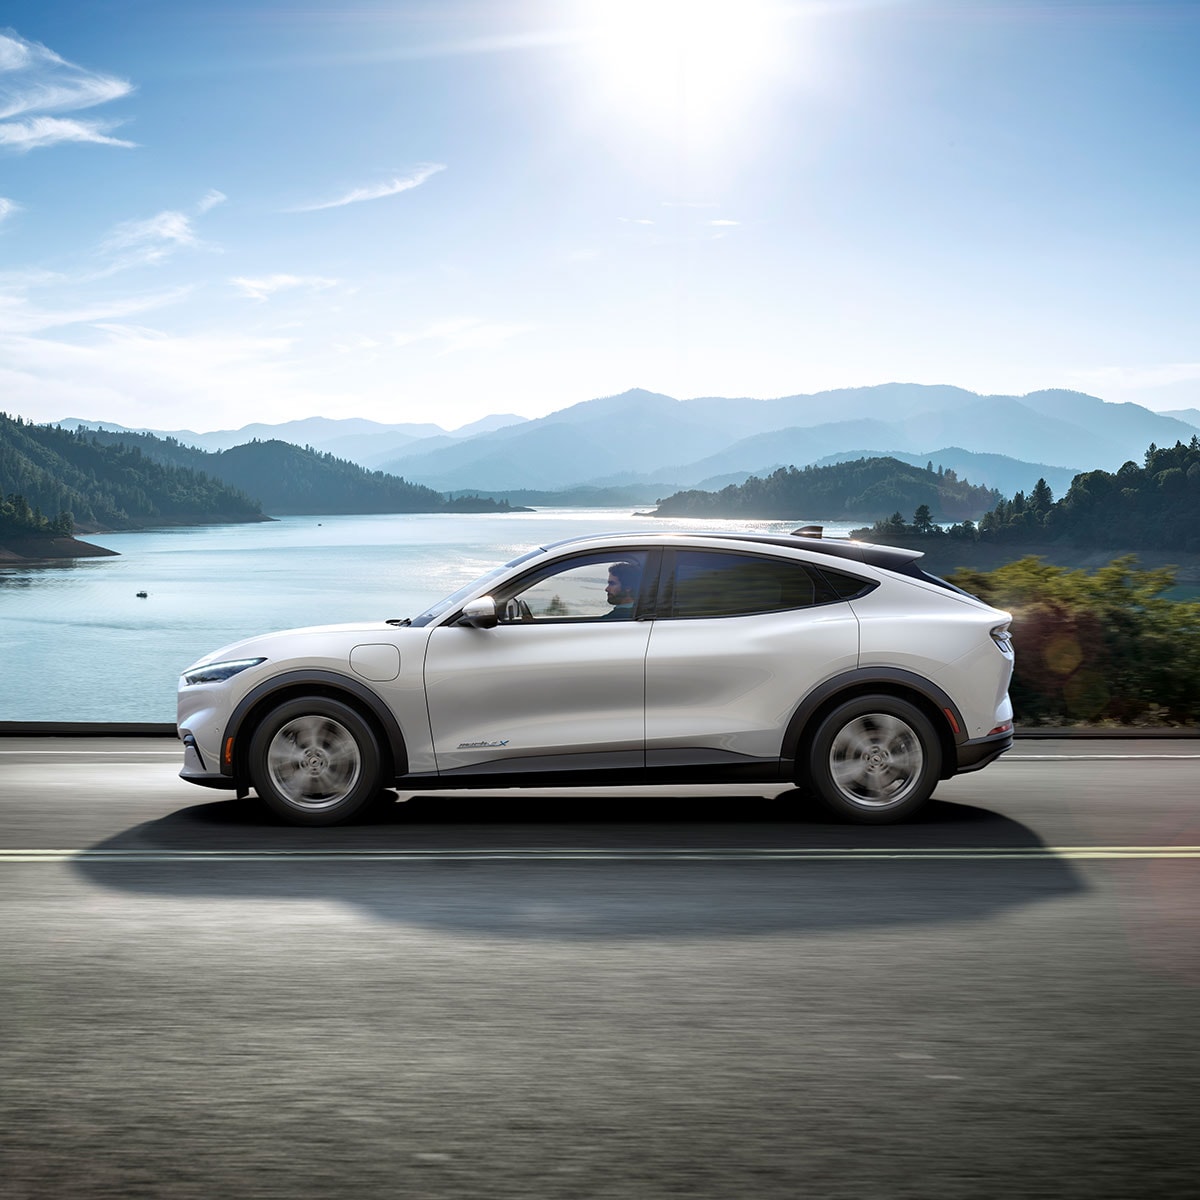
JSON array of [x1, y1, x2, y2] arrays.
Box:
[[854, 537, 1200, 586], [0, 536, 119, 562]]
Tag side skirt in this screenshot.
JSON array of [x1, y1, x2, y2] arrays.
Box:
[[394, 758, 792, 792]]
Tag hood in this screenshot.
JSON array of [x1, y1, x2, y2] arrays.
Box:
[[183, 621, 405, 672]]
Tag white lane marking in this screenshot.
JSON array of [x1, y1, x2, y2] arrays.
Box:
[[0, 750, 177, 756], [3, 751, 1199, 761], [1007, 754, 1200, 760], [2, 846, 1199, 863]]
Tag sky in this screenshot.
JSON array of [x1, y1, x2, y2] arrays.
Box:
[[1, 0, 1198, 433]]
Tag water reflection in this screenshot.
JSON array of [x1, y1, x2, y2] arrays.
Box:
[[0, 560, 90, 586]]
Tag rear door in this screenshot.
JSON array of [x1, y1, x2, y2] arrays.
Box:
[[644, 549, 860, 767]]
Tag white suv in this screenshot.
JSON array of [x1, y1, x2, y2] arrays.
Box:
[[177, 529, 1014, 825]]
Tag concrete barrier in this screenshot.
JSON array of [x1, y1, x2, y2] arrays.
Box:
[[0, 722, 177, 737]]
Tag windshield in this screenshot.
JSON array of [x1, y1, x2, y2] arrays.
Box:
[[408, 546, 546, 627]]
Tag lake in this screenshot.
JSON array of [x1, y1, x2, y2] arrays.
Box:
[[1, 510, 855, 723]]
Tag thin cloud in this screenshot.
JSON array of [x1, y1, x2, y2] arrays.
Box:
[[279, 30, 580, 69], [1069, 363, 1200, 389], [197, 189, 226, 214], [0, 115, 135, 151], [0, 196, 19, 222], [289, 163, 446, 213], [230, 274, 339, 301], [619, 217, 655, 225], [0, 31, 135, 152], [332, 334, 382, 354], [0, 322, 311, 431], [0, 266, 62, 288], [706, 219, 740, 226], [98, 191, 224, 269], [393, 317, 532, 354], [103, 211, 200, 264], [0, 285, 192, 337]]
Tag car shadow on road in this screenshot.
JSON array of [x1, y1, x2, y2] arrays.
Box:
[[72, 788, 1087, 938]]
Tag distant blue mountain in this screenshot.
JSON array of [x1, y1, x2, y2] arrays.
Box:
[[56, 384, 1200, 497], [375, 384, 1199, 492], [54, 412, 529, 468]]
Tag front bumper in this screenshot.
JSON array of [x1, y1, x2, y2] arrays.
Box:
[[954, 728, 1014, 775], [180, 772, 238, 791], [179, 729, 237, 790]]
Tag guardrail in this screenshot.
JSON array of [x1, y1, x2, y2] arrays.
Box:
[[0, 722, 178, 736]]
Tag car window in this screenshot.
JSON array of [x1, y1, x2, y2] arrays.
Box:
[[813, 567, 878, 602], [410, 546, 547, 626], [497, 550, 649, 623], [667, 551, 834, 619]]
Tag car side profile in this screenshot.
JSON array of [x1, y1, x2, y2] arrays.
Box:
[[177, 528, 1015, 825]]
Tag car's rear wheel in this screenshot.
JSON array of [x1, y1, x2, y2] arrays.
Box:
[[249, 696, 382, 826], [806, 695, 941, 823]]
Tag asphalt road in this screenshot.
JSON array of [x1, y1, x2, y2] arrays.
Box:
[[2, 738, 1199, 1199]]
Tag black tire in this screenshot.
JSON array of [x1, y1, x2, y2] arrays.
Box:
[[248, 696, 383, 826], [805, 695, 942, 824]]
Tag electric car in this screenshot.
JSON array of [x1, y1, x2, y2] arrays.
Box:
[[177, 528, 1014, 825]]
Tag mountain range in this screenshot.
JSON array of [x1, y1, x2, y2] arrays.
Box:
[[55, 412, 528, 471], [58, 383, 1200, 502]]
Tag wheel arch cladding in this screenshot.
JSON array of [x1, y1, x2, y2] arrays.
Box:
[[223, 670, 408, 783], [782, 669, 961, 780]]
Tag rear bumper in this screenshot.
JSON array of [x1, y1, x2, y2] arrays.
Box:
[[954, 729, 1014, 775]]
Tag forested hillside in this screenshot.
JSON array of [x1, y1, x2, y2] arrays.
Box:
[[207, 440, 449, 514], [75, 426, 516, 515], [651, 457, 1001, 521], [978, 439, 1200, 551], [1, 412, 263, 537], [857, 439, 1200, 554]]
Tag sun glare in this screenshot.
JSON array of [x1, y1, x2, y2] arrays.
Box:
[[577, 0, 788, 140]]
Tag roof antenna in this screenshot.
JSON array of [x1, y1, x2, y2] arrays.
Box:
[[792, 525, 823, 539]]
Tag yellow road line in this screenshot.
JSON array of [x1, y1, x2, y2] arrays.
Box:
[[2, 846, 1199, 863]]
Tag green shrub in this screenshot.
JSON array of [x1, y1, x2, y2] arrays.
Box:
[[946, 556, 1200, 726]]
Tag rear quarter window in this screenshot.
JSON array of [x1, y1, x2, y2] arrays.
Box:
[[813, 567, 878, 602]]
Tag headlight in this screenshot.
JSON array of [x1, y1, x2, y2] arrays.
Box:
[[990, 623, 1013, 653], [181, 657, 266, 686]]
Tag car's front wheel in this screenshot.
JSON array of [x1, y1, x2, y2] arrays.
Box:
[[248, 696, 383, 826], [806, 695, 942, 824]]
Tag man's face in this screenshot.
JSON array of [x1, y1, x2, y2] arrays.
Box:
[[606, 571, 634, 607]]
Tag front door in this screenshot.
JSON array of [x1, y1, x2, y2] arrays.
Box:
[[424, 549, 658, 776]]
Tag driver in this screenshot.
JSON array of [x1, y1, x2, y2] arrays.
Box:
[[602, 561, 640, 620]]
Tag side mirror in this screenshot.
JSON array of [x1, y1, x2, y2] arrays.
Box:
[[458, 595, 498, 629]]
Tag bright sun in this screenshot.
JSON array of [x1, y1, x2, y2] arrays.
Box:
[[576, 0, 788, 141]]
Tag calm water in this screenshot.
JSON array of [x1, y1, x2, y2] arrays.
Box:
[[1, 510, 854, 722]]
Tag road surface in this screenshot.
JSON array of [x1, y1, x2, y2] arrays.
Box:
[[2, 738, 1198, 1198]]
